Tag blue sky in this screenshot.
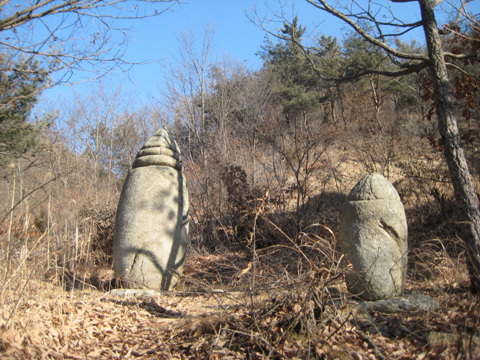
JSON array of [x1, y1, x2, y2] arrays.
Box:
[[41, 0, 339, 106], [39, 0, 464, 108]]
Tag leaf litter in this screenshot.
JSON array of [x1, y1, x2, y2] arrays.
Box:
[[1, 247, 479, 359]]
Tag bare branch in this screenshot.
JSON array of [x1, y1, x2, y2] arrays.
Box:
[[444, 52, 480, 61], [305, 0, 428, 61], [446, 61, 480, 81], [0, 0, 178, 85]]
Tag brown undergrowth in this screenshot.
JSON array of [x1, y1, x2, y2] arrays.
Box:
[[1, 231, 479, 360], [1, 134, 479, 359]]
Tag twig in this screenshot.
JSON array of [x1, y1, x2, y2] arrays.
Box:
[[220, 328, 289, 359], [322, 311, 352, 344], [0, 265, 35, 335], [0, 230, 47, 298], [0, 176, 58, 225], [356, 330, 386, 360], [211, 292, 230, 315]]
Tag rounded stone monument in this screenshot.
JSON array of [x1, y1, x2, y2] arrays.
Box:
[[340, 173, 408, 300], [113, 128, 189, 291]]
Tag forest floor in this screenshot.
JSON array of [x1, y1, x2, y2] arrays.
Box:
[[2, 147, 480, 359], [1, 245, 479, 360]]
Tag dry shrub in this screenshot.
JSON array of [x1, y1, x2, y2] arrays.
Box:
[[183, 203, 341, 293], [393, 153, 466, 249], [300, 192, 345, 234], [0, 142, 120, 298], [79, 205, 117, 267], [1, 237, 478, 360], [409, 237, 470, 288], [175, 237, 351, 359]]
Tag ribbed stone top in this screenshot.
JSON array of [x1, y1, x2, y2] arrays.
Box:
[[132, 128, 182, 170], [347, 173, 400, 201]]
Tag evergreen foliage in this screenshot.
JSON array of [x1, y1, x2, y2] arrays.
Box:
[[0, 55, 49, 161], [259, 17, 322, 115]]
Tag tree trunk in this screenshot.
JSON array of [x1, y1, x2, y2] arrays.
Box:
[[419, 0, 480, 293]]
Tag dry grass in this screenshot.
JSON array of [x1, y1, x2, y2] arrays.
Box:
[[1, 226, 479, 359]]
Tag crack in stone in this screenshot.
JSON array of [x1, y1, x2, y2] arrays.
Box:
[[380, 219, 399, 241]]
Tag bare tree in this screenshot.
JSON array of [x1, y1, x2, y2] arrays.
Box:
[[275, 0, 480, 293], [0, 0, 178, 84], [162, 23, 215, 160], [160, 24, 219, 229]]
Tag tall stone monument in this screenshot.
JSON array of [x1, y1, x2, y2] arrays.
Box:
[[113, 128, 189, 291], [340, 173, 408, 300]]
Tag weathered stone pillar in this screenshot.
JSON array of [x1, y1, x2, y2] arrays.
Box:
[[113, 128, 189, 291], [340, 173, 408, 300]]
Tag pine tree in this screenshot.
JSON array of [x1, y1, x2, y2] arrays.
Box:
[[259, 16, 321, 115], [0, 55, 49, 160]]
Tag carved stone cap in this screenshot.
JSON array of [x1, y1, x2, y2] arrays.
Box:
[[348, 173, 400, 201], [132, 128, 182, 171]]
